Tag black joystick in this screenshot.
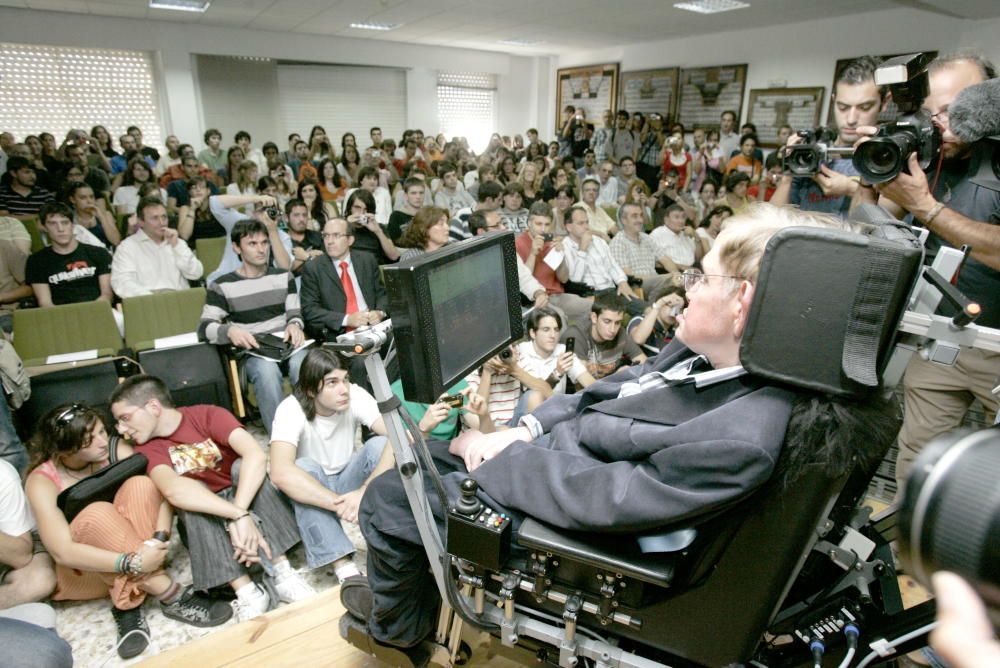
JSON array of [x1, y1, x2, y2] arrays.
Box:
[[455, 478, 483, 516]]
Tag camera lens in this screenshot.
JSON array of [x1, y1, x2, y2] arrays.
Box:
[[899, 427, 1000, 610], [854, 133, 915, 184], [783, 146, 819, 176]]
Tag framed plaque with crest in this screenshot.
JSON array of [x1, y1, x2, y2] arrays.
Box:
[[676, 64, 748, 132], [554, 63, 620, 132], [747, 87, 825, 147], [618, 67, 679, 122]]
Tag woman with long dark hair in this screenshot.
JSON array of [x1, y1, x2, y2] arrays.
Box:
[[25, 404, 231, 659]]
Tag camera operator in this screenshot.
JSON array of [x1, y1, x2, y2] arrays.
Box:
[[852, 52, 1000, 495], [771, 56, 887, 217], [205, 193, 292, 284]]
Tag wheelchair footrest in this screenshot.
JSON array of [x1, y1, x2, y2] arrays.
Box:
[[339, 613, 435, 668]]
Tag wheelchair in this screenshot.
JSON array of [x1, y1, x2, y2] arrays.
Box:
[[337, 211, 986, 668]]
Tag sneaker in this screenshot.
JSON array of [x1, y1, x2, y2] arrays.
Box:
[[339, 574, 373, 622], [161, 584, 234, 628], [232, 583, 270, 622], [274, 569, 316, 604], [111, 605, 151, 659]]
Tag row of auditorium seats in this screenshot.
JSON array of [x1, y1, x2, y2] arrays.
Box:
[[11, 288, 248, 439]]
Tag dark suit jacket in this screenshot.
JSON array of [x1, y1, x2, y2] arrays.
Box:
[[299, 250, 388, 339], [463, 341, 797, 533]]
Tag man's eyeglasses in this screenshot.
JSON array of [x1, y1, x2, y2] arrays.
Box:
[[55, 403, 86, 425], [114, 404, 148, 428], [681, 270, 744, 292], [928, 108, 949, 125]]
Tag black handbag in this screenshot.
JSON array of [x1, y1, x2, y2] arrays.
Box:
[[56, 437, 149, 523]]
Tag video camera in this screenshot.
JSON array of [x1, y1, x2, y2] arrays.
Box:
[[781, 126, 853, 176], [853, 53, 941, 184]]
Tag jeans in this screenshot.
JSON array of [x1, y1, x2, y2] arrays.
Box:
[[0, 617, 73, 668], [0, 396, 26, 476], [290, 436, 386, 569], [243, 347, 308, 434]]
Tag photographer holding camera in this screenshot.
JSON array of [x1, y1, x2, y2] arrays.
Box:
[[771, 56, 887, 218], [852, 52, 1000, 495], [205, 193, 292, 284]]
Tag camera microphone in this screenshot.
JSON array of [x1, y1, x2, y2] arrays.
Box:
[[948, 78, 1000, 144]]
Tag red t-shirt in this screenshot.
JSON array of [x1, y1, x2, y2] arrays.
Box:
[[136, 405, 243, 493], [515, 231, 564, 294]]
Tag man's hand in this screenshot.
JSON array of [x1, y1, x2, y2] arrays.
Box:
[[334, 489, 364, 524], [419, 399, 452, 433], [292, 247, 310, 262], [345, 312, 369, 328], [228, 326, 258, 349], [931, 571, 1000, 668], [455, 427, 532, 472], [163, 227, 180, 247], [367, 309, 385, 325], [284, 323, 305, 347], [533, 290, 549, 308], [256, 195, 278, 208], [556, 350, 575, 376], [578, 228, 593, 251], [813, 165, 859, 197], [529, 233, 545, 255], [227, 514, 271, 565], [617, 282, 638, 301], [873, 152, 937, 218]]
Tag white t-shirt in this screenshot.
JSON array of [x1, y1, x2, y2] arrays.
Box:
[[270, 386, 381, 475], [515, 341, 587, 395], [0, 460, 34, 536]]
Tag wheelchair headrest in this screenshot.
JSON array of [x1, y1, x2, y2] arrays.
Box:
[[740, 216, 922, 397]]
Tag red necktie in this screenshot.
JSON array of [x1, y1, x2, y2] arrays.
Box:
[[340, 260, 359, 331]]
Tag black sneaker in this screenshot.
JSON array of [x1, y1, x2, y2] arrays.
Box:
[[111, 605, 151, 659], [161, 584, 235, 627]]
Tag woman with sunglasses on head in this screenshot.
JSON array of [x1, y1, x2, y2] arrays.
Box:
[[24, 404, 232, 660]]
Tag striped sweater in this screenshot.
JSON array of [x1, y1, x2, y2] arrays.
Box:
[[199, 267, 303, 344]]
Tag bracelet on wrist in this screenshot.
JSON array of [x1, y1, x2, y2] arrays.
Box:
[[225, 511, 250, 529], [922, 202, 945, 226], [127, 552, 143, 576], [115, 553, 126, 574]]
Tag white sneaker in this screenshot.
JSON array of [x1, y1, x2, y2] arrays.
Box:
[[274, 570, 316, 604], [232, 584, 269, 621]]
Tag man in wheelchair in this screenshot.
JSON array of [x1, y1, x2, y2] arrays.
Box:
[[341, 203, 922, 667]]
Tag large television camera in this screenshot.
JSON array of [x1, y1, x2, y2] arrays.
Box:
[[781, 126, 854, 176], [853, 53, 941, 184]]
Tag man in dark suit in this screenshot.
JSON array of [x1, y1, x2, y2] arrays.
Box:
[[341, 208, 823, 651], [300, 217, 388, 341]]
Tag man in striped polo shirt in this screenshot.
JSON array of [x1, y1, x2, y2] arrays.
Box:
[[199, 219, 309, 434], [0, 157, 53, 220]]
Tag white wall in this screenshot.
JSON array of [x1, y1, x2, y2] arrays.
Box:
[[552, 8, 1000, 130], [0, 6, 543, 147]]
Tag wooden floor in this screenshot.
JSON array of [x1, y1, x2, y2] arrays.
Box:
[[139, 586, 533, 668]]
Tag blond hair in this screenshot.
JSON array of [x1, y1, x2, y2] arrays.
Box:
[[714, 203, 845, 284]]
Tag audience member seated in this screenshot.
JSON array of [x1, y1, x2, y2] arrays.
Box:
[[516, 307, 595, 411], [217, 146, 245, 186], [695, 204, 733, 255], [347, 166, 392, 226], [450, 180, 502, 242], [298, 179, 336, 231], [300, 215, 387, 342], [516, 161, 542, 208], [25, 403, 231, 659], [390, 380, 488, 441], [433, 161, 475, 218], [110, 197, 203, 298], [64, 181, 120, 248], [0, 457, 55, 610], [649, 204, 702, 272], [128, 126, 160, 164], [285, 198, 324, 276], [342, 188, 399, 264], [594, 160, 619, 207], [112, 157, 167, 216], [614, 156, 638, 204], [268, 349, 395, 585], [747, 152, 781, 203], [0, 157, 53, 220], [109, 376, 315, 623], [225, 160, 259, 213], [177, 177, 225, 248], [0, 217, 31, 334], [205, 194, 291, 284], [575, 149, 598, 180], [628, 282, 686, 352], [577, 176, 616, 241], [464, 348, 524, 432], [563, 293, 647, 381], [197, 128, 226, 174], [497, 181, 529, 233], [399, 206, 451, 260], [317, 158, 347, 205], [387, 177, 424, 242], [234, 130, 266, 174], [154, 134, 181, 176], [63, 142, 112, 200], [611, 201, 681, 294], [717, 171, 753, 215], [110, 134, 155, 177], [25, 202, 113, 308], [166, 155, 219, 210], [561, 205, 643, 316]]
